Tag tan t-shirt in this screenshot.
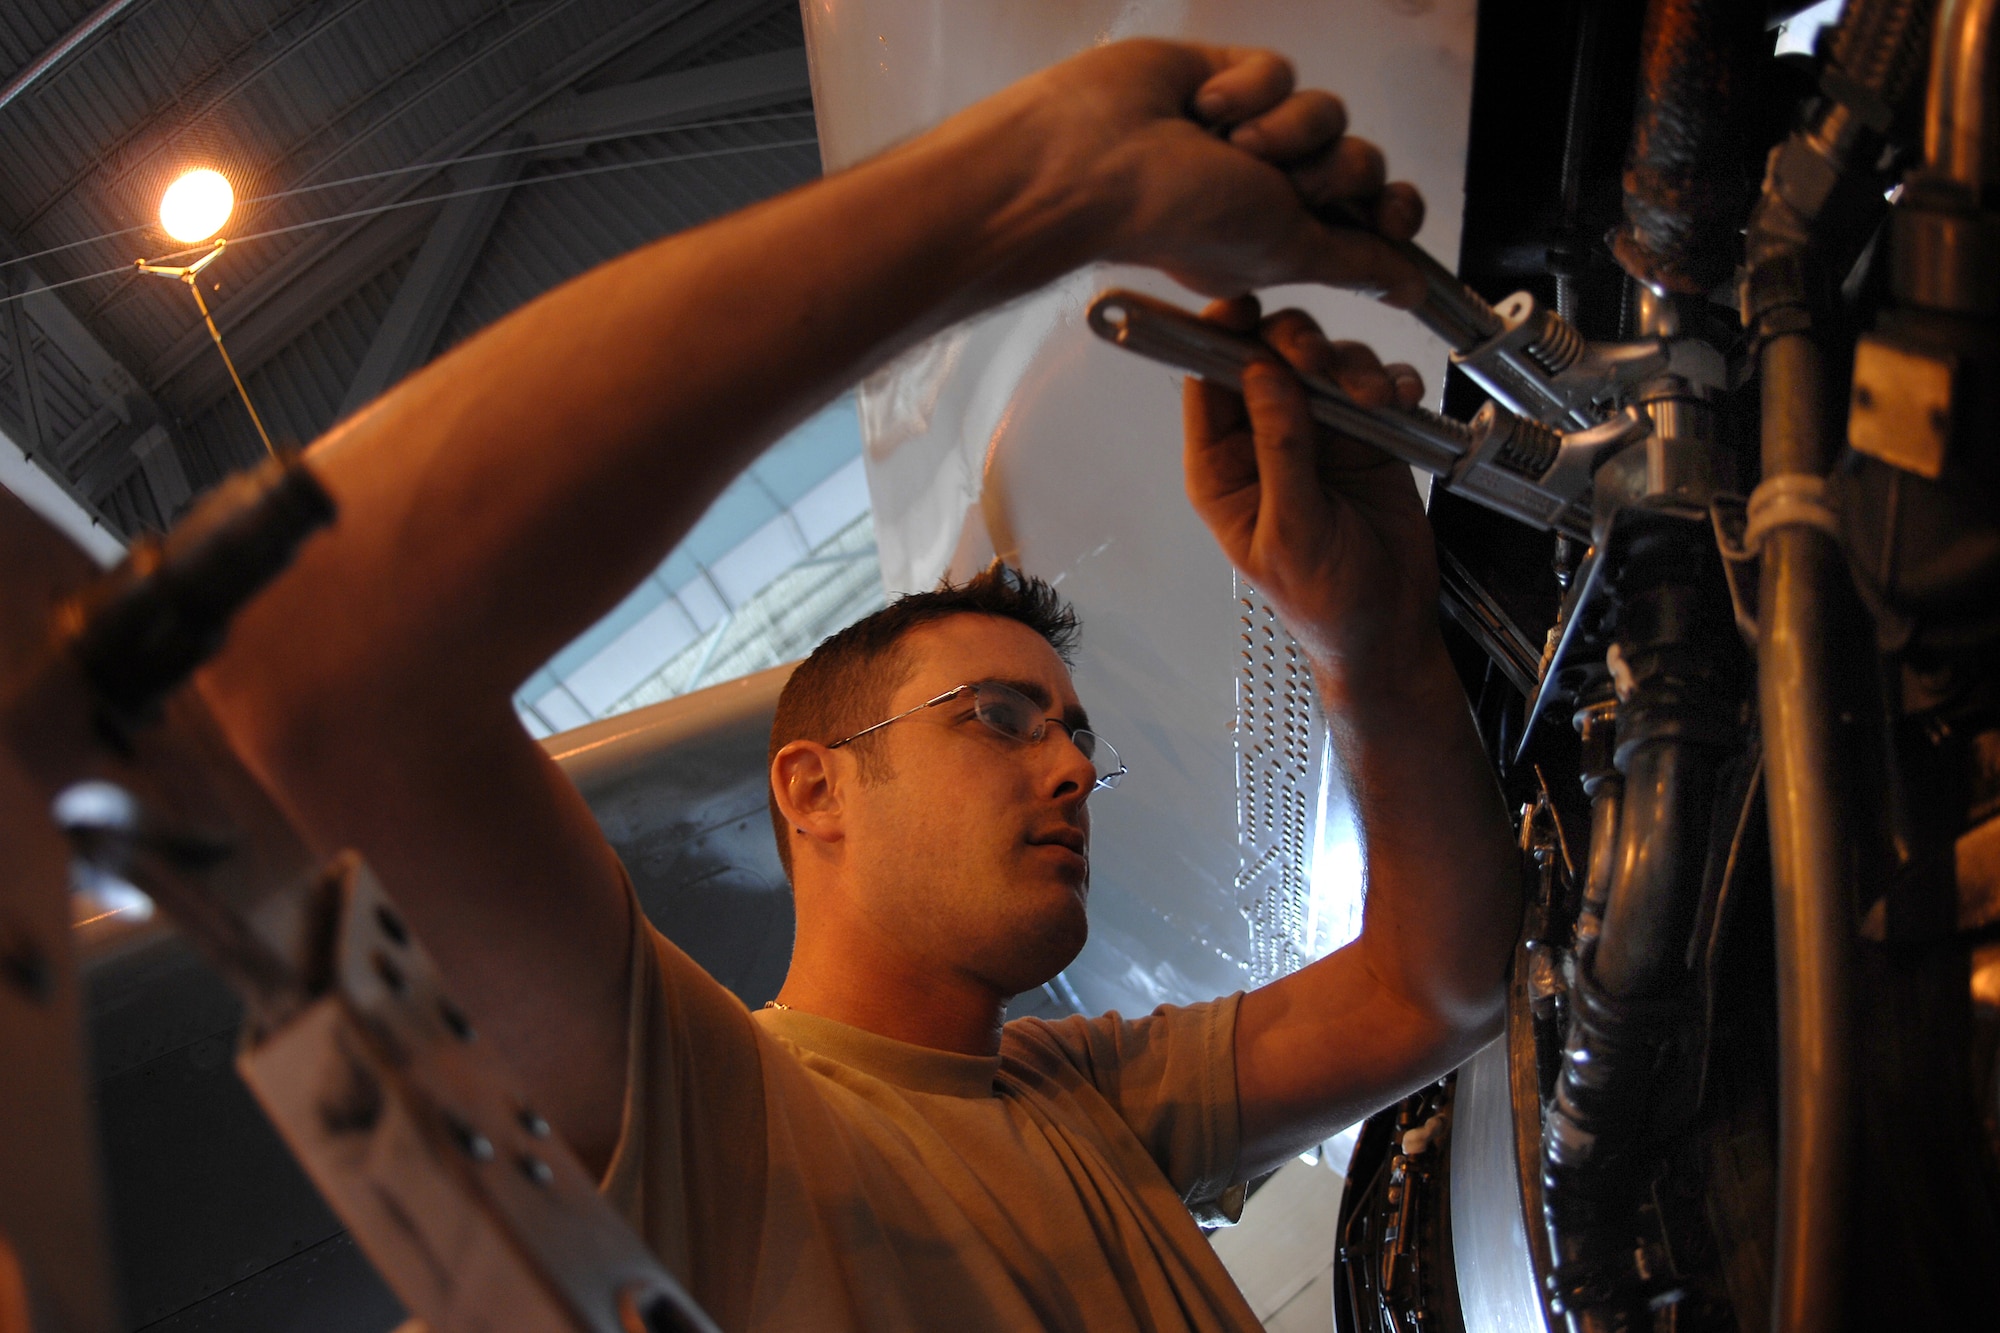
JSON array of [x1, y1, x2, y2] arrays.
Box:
[[598, 908, 1263, 1331]]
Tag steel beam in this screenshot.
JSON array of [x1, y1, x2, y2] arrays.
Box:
[[338, 139, 529, 418], [0, 232, 170, 537], [581, 0, 781, 92], [70, 413, 163, 506], [335, 42, 811, 417], [50, 393, 136, 476], [132, 423, 191, 523], [4, 274, 49, 457], [71, 420, 182, 527], [12, 271, 142, 398], [526, 48, 811, 154], [0, 0, 142, 115]]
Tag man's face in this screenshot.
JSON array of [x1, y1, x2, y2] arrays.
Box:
[[840, 613, 1099, 997]]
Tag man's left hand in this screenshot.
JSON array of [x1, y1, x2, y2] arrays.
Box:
[[1181, 301, 1441, 703]]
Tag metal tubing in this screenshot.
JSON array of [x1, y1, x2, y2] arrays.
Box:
[[1757, 331, 1856, 1333], [1741, 0, 1944, 1312], [0, 0, 140, 116], [1928, 0, 2000, 192], [187, 279, 279, 462]]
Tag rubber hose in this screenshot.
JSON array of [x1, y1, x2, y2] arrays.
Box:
[[1832, 0, 1937, 105], [1615, 0, 1771, 294]]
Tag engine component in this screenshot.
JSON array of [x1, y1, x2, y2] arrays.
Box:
[[1253, 197, 1672, 434], [1337, 1078, 1463, 1333], [1447, 289, 1672, 435], [1541, 528, 1741, 1321], [1334, 0, 2000, 1327]]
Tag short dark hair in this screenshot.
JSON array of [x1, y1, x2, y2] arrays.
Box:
[[766, 561, 1080, 880]]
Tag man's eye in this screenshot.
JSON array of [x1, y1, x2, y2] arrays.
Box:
[[971, 704, 1016, 732]]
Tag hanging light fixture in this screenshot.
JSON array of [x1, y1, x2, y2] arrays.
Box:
[[157, 167, 233, 244], [136, 168, 275, 460]]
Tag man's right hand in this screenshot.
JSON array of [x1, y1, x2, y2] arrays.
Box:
[[938, 40, 1429, 307]]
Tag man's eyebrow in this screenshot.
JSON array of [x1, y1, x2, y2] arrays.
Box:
[[990, 677, 1052, 708]]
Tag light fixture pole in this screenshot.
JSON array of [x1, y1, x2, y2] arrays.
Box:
[[134, 240, 276, 461]]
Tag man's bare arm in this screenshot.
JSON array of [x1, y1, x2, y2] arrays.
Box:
[[200, 42, 1425, 1175], [1181, 302, 1519, 1177]]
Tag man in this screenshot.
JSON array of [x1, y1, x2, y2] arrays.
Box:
[[201, 37, 1515, 1330]]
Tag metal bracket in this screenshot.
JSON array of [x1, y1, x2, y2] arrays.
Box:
[[238, 855, 718, 1333], [0, 476, 719, 1333]]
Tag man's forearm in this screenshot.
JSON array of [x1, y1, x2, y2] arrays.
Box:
[[1326, 632, 1518, 1035]]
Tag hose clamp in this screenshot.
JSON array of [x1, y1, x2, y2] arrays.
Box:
[[1741, 473, 1842, 553], [1709, 476, 1843, 646]]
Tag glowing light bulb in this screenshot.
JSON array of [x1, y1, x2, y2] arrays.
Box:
[[159, 168, 233, 244]]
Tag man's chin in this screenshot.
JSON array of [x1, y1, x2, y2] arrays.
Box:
[[998, 903, 1088, 996], [1038, 899, 1089, 978]]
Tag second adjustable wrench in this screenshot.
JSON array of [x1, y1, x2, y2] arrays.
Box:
[[1085, 289, 1641, 540]]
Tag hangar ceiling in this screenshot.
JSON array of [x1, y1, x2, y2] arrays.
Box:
[[0, 0, 822, 538]]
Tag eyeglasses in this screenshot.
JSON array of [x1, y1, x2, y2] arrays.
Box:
[[827, 680, 1128, 792]]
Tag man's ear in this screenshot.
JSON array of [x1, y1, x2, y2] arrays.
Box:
[[771, 741, 845, 850]]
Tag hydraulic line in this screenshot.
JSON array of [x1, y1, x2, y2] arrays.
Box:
[[1553, 0, 1607, 322], [1591, 740, 1718, 1001], [1739, 0, 1939, 1327], [1839, 0, 1946, 122], [1614, 0, 1770, 294], [1755, 335, 1857, 1333]]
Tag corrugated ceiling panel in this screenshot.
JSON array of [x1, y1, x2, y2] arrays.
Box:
[[8, 0, 337, 230], [64, 0, 503, 362], [0, 0, 74, 73]]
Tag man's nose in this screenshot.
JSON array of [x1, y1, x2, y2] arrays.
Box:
[[1043, 728, 1099, 794]]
